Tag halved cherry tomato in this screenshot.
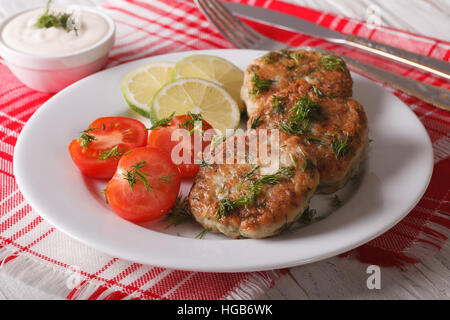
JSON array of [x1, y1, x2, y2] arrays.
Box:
[[69, 117, 148, 179], [105, 147, 181, 222], [147, 114, 216, 178]]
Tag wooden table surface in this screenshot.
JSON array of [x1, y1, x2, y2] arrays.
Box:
[[0, 0, 449, 300]]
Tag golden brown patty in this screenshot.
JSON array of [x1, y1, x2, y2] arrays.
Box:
[[241, 49, 353, 117], [248, 80, 369, 193], [188, 131, 320, 239]]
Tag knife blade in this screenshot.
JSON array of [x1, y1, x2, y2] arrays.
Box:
[[223, 2, 450, 80]]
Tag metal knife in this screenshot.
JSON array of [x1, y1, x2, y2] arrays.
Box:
[[223, 2, 450, 81]]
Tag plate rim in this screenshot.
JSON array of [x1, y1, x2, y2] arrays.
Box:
[[13, 49, 434, 272]]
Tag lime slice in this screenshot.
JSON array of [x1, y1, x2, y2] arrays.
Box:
[[173, 55, 245, 112], [151, 78, 240, 135], [122, 62, 175, 118]]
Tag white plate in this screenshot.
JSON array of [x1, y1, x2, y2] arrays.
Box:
[[13, 49, 433, 272]]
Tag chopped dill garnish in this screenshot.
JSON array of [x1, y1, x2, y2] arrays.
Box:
[[307, 137, 323, 144], [164, 196, 192, 228], [158, 173, 175, 184], [35, 0, 78, 34], [179, 112, 202, 128], [263, 52, 276, 64], [320, 55, 347, 72], [272, 95, 285, 114], [250, 73, 273, 96], [148, 112, 175, 130], [258, 166, 294, 185], [98, 145, 122, 161], [331, 134, 350, 159], [215, 166, 294, 220], [79, 128, 97, 150], [197, 158, 212, 168], [278, 95, 320, 136], [300, 207, 318, 223], [250, 115, 262, 129], [279, 120, 310, 136], [122, 161, 152, 191], [279, 49, 291, 58], [312, 85, 324, 98], [195, 228, 210, 239], [289, 52, 303, 65], [100, 188, 108, 204], [290, 95, 320, 122], [289, 153, 297, 168], [302, 156, 316, 172], [245, 165, 260, 181], [331, 195, 342, 208], [210, 134, 226, 149], [216, 198, 236, 219]]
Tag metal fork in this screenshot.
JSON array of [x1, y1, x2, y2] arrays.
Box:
[[195, 0, 450, 111]]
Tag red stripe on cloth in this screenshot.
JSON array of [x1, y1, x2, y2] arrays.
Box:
[[66, 280, 88, 300], [87, 285, 109, 300], [128, 0, 227, 45], [0, 236, 164, 299], [103, 4, 220, 50]]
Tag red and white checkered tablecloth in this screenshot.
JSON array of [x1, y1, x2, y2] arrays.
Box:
[[0, 0, 449, 300]]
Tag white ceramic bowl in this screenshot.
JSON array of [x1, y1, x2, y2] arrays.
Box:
[[0, 6, 115, 93]]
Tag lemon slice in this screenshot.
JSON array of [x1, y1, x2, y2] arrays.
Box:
[[151, 78, 240, 135], [173, 55, 245, 112], [122, 62, 175, 118]]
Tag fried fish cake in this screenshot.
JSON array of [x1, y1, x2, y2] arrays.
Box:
[[241, 49, 353, 117], [188, 132, 319, 239], [248, 80, 368, 193]]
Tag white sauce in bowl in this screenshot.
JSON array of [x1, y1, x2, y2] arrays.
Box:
[[1, 8, 109, 56]]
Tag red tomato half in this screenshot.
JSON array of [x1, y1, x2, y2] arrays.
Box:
[[69, 117, 148, 179], [105, 147, 181, 222], [147, 114, 216, 178]]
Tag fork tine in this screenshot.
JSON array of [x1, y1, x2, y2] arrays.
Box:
[[195, 0, 247, 48], [208, 0, 262, 41]]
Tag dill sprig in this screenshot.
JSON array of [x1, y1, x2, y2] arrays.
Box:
[[307, 137, 323, 144], [100, 188, 108, 204], [312, 85, 324, 98], [158, 173, 175, 184], [215, 166, 294, 220], [178, 112, 204, 135], [164, 196, 192, 228], [300, 207, 318, 223], [122, 161, 152, 191], [263, 52, 276, 64], [279, 118, 310, 136], [331, 134, 350, 159], [98, 145, 122, 161], [272, 95, 285, 114], [244, 165, 260, 181], [302, 156, 316, 172], [258, 166, 294, 185], [250, 115, 262, 129], [250, 72, 273, 96], [148, 112, 175, 130], [290, 95, 320, 122], [320, 55, 348, 72], [196, 158, 212, 168], [331, 195, 342, 208], [79, 128, 97, 150], [195, 228, 210, 239], [289, 153, 297, 168], [289, 52, 304, 65], [278, 95, 320, 136], [216, 198, 236, 219], [35, 0, 78, 34]]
